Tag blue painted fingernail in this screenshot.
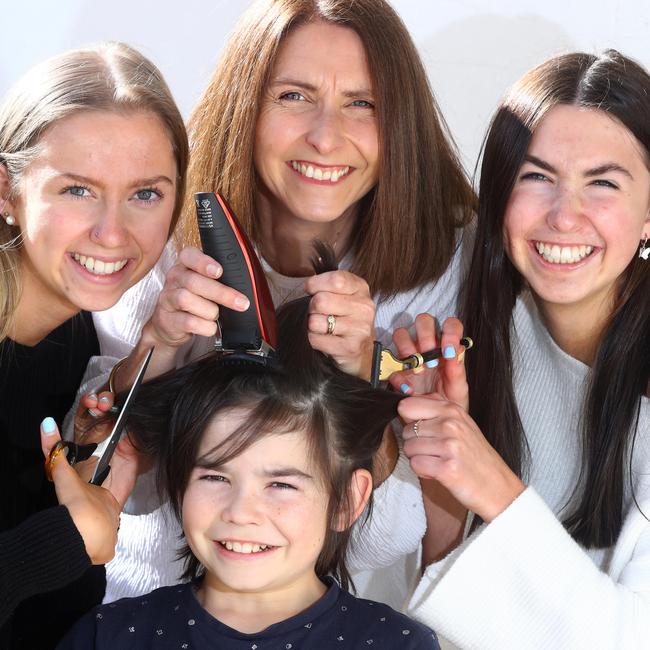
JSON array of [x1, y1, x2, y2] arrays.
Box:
[[98, 396, 111, 405], [87, 393, 98, 402], [425, 359, 439, 369], [443, 345, 456, 359], [400, 383, 411, 394], [42, 417, 56, 434]]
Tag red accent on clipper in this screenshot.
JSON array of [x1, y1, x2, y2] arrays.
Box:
[[195, 192, 278, 354]]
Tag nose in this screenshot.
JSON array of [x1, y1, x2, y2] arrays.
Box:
[[546, 186, 584, 232], [221, 486, 262, 526], [90, 201, 130, 248], [304, 105, 345, 155]]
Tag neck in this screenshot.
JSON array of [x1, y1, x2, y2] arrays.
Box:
[[533, 294, 612, 366], [255, 191, 356, 276], [10, 262, 78, 346], [198, 572, 327, 634]]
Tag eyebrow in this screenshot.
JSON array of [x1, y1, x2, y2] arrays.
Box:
[[524, 155, 634, 180], [269, 77, 374, 98], [262, 467, 314, 480], [59, 172, 175, 188]]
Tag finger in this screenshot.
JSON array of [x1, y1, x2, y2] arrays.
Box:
[[415, 314, 439, 368], [177, 245, 224, 280], [439, 318, 469, 409], [162, 272, 249, 315], [409, 454, 446, 481], [397, 394, 448, 424], [439, 317, 464, 363], [308, 291, 375, 324], [307, 313, 372, 338], [103, 438, 139, 507], [96, 391, 114, 413], [40, 417, 62, 457], [304, 270, 370, 297], [392, 326, 417, 357]]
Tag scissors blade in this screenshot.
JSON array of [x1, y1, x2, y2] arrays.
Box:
[[89, 348, 153, 486]]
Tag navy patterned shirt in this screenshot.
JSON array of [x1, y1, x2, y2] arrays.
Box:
[[57, 578, 439, 649]]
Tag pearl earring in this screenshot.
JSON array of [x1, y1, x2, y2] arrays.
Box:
[[3, 212, 15, 227]]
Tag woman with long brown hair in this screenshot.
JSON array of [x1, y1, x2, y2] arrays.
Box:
[[87, 0, 474, 609], [397, 49, 650, 648]]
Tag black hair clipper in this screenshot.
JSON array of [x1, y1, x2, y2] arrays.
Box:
[[195, 192, 278, 360]]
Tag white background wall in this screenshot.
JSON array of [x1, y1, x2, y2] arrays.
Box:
[[1, 0, 649, 174]]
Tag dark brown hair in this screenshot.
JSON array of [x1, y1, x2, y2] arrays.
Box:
[[179, 0, 475, 296], [122, 252, 402, 589], [463, 49, 650, 546]]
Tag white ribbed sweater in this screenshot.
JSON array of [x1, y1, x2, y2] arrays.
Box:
[[69, 237, 470, 607], [408, 291, 650, 649]]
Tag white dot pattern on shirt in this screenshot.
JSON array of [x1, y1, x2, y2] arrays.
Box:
[[188, 619, 195, 626]]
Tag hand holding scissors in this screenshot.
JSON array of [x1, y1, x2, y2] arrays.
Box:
[[45, 348, 153, 486]]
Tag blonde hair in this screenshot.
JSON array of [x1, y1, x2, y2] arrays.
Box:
[[0, 41, 188, 343], [181, 0, 475, 296]]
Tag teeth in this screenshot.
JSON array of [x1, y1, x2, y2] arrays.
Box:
[[291, 162, 350, 183], [74, 253, 127, 275], [535, 242, 593, 264], [221, 540, 271, 553]]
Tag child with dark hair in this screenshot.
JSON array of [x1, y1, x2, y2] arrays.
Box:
[[58, 290, 439, 649]]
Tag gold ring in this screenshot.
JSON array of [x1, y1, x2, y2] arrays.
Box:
[[45, 440, 67, 482], [413, 420, 421, 438], [326, 314, 336, 335]]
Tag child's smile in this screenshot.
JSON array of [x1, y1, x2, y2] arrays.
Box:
[[182, 407, 329, 615]]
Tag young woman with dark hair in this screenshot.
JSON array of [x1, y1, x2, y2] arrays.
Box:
[[395, 49, 650, 648], [58, 295, 440, 649]]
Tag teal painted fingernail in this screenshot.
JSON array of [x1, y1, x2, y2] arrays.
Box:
[[98, 396, 111, 405], [425, 359, 439, 369], [400, 383, 411, 394], [87, 393, 98, 402], [42, 417, 56, 434], [443, 345, 456, 359]]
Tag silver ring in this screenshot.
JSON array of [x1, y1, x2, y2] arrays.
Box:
[[326, 314, 336, 335], [413, 420, 421, 437]]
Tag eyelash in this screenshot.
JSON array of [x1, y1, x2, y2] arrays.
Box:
[[62, 184, 92, 199], [133, 187, 164, 204], [197, 474, 297, 491], [277, 92, 374, 110], [60, 185, 163, 204], [520, 173, 619, 190], [270, 481, 297, 491]]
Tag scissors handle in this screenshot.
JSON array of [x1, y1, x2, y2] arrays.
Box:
[[45, 440, 97, 482]]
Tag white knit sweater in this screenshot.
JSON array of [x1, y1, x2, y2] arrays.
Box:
[[71, 237, 469, 607], [408, 291, 650, 649]]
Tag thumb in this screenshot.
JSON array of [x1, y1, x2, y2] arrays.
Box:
[[41, 417, 84, 503]]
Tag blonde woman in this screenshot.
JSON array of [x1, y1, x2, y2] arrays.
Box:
[[0, 42, 188, 648]]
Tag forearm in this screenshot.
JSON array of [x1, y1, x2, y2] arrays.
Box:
[[0, 506, 90, 626], [420, 478, 466, 567]]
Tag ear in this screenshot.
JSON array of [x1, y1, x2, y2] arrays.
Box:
[[332, 468, 373, 532], [0, 163, 17, 217]]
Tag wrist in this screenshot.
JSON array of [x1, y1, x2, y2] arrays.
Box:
[[479, 476, 526, 523]]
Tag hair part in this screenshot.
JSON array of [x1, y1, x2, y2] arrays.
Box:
[[464, 49, 650, 545], [179, 0, 475, 296], [0, 41, 188, 343]]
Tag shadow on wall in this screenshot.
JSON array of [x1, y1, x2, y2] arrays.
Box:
[[419, 14, 573, 175]]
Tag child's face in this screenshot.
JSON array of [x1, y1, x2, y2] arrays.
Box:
[[182, 407, 330, 598]]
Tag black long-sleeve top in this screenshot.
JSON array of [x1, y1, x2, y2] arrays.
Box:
[[0, 312, 102, 649]]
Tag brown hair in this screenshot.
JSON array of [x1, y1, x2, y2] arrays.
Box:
[[180, 0, 475, 296], [463, 49, 650, 546], [0, 42, 189, 342]]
